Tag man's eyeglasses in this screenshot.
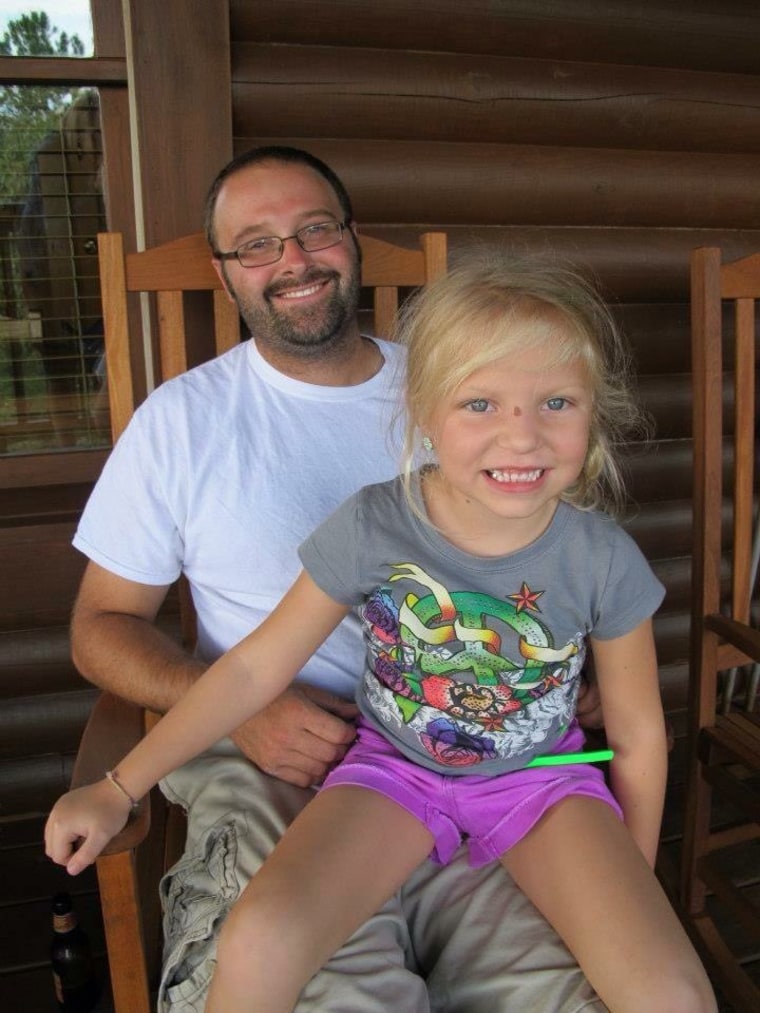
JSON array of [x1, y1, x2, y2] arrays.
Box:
[[214, 220, 350, 269]]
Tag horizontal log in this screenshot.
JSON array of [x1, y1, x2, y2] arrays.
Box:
[[623, 499, 693, 559], [234, 139, 760, 230], [650, 557, 692, 613], [618, 304, 691, 372], [0, 628, 80, 699], [0, 752, 75, 813], [2, 828, 98, 909], [233, 44, 760, 153], [652, 610, 689, 669], [0, 482, 93, 524], [624, 439, 693, 503], [351, 225, 760, 301], [637, 375, 692, 440], [0, 522, 86, 628], [0, 689, 97, 760], [232, 0, 760, 74]]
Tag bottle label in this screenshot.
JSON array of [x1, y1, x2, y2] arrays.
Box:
[[53, 912, 77, 933]]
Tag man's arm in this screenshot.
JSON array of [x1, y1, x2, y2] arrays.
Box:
[[71, 561, 203, 711], [71, 561, 357, 787]]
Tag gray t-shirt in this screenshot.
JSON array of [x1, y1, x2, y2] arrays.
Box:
[[299, 474, 665, 776]]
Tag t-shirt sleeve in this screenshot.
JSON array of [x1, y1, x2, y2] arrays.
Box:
[[298, 493, 364, 606], [73, 402, 185, 585], [591, 523, 666, 640]]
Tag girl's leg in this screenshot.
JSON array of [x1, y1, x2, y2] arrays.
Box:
[[206, 785, 435, 1013], [501, 796, 716, 1013]]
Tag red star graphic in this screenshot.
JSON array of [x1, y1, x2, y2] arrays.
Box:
[[508, 581, 545, 613]]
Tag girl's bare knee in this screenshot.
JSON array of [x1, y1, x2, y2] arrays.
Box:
[[217, 894, 287, 973]]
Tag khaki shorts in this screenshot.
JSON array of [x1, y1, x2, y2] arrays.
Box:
[[157, 737, 606, 1012]]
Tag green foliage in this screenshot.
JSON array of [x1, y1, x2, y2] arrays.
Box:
[[0, 10, 84, 56], [0, 11, 86, 200]]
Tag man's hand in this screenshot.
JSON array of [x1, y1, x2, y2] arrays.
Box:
[[230, 684, 358, 788], [576, 676, 604, 730]]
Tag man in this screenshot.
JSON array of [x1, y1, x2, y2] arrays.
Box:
[[71, 145, 605, 1011]]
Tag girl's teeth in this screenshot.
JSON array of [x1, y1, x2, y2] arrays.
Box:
[[488, 468, 542, 483]]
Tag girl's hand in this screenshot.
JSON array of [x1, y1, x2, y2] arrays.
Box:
[[44, 779, 133, 875]]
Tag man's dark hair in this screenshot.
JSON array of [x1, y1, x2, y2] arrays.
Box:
[[204, 145, 354, 251]]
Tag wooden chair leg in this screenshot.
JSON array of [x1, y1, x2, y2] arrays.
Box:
[[681, 764, 713, 914], [96, 850, 152, 1013]]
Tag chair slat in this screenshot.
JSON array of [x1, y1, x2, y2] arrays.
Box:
[[157, 290, 188, 381], [213, 290, 241, 355], [732, 298, 755, 621]]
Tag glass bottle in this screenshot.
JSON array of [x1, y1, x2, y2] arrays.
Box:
[[50, 892, 101, 1012]]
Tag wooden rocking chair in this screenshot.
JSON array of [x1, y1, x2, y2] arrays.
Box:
[[680, 246, 760, 1011], [70, 227, 447, 1013]]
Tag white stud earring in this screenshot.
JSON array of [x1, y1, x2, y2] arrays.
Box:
[[422, 435, 434, 452]]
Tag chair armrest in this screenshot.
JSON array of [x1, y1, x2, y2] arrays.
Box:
[[70, 691, 151, 855], [705, 613, 760, 664]]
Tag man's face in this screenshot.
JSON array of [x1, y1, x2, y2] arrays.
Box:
[[211, 161, 361, 359]]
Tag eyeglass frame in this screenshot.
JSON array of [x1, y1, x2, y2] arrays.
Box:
[[212, 219, 352, 268]]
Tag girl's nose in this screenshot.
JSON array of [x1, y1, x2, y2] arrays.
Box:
[[495, 408, 540, 451]]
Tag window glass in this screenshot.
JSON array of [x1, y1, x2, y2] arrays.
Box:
[[0, 4, 93, 58], [1, 5, 107, 454], [1, 83, 108, 454]]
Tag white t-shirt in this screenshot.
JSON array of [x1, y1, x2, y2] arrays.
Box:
[[74, 337, 406, 698]]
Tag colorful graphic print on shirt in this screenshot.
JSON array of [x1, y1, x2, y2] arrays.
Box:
[[361, 562, 585, 768]]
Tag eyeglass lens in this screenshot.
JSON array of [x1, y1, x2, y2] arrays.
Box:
[[238, 221, 344, 266]]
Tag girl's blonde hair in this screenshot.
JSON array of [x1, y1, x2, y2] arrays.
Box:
[[398, 252, 648, 517]]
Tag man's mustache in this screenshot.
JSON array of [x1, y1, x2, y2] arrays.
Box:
[[264, 268, 339, 300]]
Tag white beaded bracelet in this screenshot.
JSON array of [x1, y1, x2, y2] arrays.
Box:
[[105, 769, 140, 812]]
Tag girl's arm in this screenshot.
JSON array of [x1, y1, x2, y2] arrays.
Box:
[[590, 618, 668, 868], [45, 571, 350, 873]]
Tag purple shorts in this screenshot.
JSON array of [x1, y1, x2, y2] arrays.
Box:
[[321, 719, 622, 867]]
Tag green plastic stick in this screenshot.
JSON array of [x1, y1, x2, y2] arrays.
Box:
[[526, 749, 614, 768]]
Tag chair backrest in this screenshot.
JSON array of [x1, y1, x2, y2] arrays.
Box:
[[690, 246, 760, 715], [97, 230, 447, 441], [682, 245, 760, 1011]]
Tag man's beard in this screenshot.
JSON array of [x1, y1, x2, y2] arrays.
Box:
[[228, 262, 361, 359]]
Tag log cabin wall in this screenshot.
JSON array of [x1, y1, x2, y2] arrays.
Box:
[[2, 1, 760, 1004], [228, 0, 760, 845]]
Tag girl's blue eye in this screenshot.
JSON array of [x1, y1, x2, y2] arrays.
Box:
[[545, 397, 567, 411], [466, 398, 490, 413]]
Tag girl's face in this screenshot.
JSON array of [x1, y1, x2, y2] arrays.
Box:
[[424, 341, 593, 556]]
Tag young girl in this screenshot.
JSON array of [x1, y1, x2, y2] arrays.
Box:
[[46, 256, 716, 1013]]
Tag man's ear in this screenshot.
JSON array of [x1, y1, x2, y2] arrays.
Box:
[[211, 258, 236, 305], [349, 222, 363, 265]]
